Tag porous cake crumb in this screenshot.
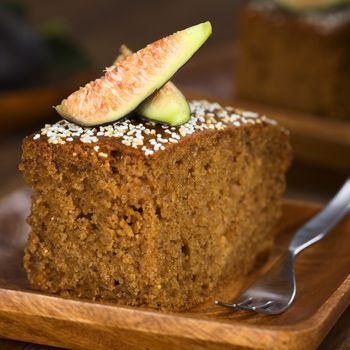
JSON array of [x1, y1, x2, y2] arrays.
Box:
[[20, 100, 291, 311]]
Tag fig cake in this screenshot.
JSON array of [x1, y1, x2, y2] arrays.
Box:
[[20, 100, 291, 311], [236, 0, 350, 120]]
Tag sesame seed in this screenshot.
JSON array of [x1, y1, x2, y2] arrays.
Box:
[[261, 116, 277, 125], [242, 111, 258, 118], [145, 149, 154, 155], [33, 100, 279, 156]]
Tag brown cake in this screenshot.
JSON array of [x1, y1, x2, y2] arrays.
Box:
[[236, 0, 350, 120], [20, 100, 291, 311]]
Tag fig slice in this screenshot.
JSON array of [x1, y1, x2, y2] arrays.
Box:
[[55, 21, 212, 127], [275, 0, 350, 11], [114, 45, 190, 126]]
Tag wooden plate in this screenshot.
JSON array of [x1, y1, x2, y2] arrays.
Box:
[[0, 189, 349, 350]]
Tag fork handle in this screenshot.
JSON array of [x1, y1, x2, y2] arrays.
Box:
[[289, 177, 350, 256]]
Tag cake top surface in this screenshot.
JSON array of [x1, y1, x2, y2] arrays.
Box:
[[31, 100, 281, 157], [250, 0, 350, 32]]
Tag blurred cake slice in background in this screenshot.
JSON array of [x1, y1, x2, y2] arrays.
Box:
[[236, 0, 350, 120]]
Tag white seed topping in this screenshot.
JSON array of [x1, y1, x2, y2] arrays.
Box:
[[34, 100, 280, 156]]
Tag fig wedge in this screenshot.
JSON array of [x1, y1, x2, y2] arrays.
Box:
[[55, 21, 211, 126]]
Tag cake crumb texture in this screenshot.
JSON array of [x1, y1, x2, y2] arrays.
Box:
[[20, 100, 291, 311]]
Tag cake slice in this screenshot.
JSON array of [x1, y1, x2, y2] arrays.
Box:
[[236, 0, 350, 120], [20, 100, 291, 311]]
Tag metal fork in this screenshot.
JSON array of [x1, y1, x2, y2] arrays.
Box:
[[215, 177, 350, 315]]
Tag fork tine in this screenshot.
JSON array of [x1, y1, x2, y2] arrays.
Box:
[[214, 300, 237, 308], [235, 304, 255, 312], [249, 301, 273, 311], [214, 297, 254, 309], [235, 297, 253, 307], [254, 301, 273, 310], [235, 300, 273, 312]]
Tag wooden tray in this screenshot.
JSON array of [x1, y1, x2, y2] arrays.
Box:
[[0, 189, 349, 350]]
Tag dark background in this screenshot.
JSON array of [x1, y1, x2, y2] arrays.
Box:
[[0, 1, 349, 348], [26, 0, 241, 67]]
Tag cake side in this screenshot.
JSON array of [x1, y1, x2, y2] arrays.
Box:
[[21, 138, 161, 305], [148, 121, 290, 309], [20, 100, 291, 311], [236, 0, 350, 120]]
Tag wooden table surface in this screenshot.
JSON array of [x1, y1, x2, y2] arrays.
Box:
[[1, 0, 349, 348]]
